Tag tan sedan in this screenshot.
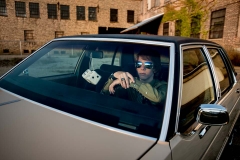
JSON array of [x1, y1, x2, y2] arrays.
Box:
[[0, 34, 240, 160]]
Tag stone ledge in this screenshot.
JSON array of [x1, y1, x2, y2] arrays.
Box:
[[0, 54, 29, 60]]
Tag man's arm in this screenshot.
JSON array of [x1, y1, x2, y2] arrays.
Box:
[[101, 79, 114, 95], [130, 79, 167, 103], [102, 71, 134, 94]]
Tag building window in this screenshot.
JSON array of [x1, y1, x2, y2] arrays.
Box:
[[29, 2, 39, 18], [190, 15, 201, 38], [81, 32, 89, 35], [24, 30, 34, 41], [209, 9, 226, 39], [47, 4, 57, 19], [127, 10, 134, 23], [3, 49, 9, 53], [175, 20, 182, 36], [0, 0, 7, 16], [110, 9, 118, 22], [89, 7, 97, 21], [147, 0, 151, 10], [23, 50, 29, 54], [15, 1, 26, 17], [55, 31, 64, 38], [60, 5, 69, 19], [163, 23, 169, 35], [164, 0, 171, 4], [77, 6, 85, 20], [155, 0, 160, 7]]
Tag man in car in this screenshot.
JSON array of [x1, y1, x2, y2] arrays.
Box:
[[101, 49, 167, 107]]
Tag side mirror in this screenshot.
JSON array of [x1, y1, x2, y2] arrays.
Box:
[[196, 104, 229, 126]]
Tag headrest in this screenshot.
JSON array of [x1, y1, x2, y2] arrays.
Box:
[[100, 64, 122, 73]]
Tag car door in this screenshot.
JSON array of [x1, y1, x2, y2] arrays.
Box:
[[200, 46, 240, 159], [169, 45, 237, 160]]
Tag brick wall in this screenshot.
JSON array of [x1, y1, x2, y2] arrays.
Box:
[[205, 0, 240, 49], [138, 0, 240, 50], [0, 0, 140, 54]]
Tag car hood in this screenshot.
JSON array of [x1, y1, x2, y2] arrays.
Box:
[[0, 89, 171, 160]]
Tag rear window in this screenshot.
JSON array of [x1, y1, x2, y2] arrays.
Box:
[[0, 40, 170, 138]]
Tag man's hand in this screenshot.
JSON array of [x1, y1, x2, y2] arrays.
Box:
[[114, 71, 135, 89], [109, 79, 121, 94]]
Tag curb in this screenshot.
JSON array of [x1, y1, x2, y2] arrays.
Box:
[[0, 55, 30, 60]]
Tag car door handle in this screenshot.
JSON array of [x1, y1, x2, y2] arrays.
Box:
[[199, 126, 211, 139], [237, 89, 240, 94]]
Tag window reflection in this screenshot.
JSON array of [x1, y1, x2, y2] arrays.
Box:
[[179, 48, 215, 134], [208, 48, 230, 93]]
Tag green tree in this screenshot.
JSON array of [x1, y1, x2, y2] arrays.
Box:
[[162, 0, 216, 38]]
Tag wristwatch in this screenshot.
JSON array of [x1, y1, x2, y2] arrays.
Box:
[[109, 73, 117, 80]]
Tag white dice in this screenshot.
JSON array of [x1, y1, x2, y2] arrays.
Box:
[[82, 69, 101, 85]]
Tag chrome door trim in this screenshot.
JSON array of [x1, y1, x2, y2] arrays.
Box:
[[175, 44, 183, 133], [219, 48, 237, 84], [202, 45, 220, 100], [159, 42, 175, 141], [53, 37, 175, 46]]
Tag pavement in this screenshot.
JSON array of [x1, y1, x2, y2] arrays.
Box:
[[0, 54, 29, 60]]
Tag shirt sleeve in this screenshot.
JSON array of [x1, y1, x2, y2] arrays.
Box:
[[130, 79, 167, 103], [101, 79, 114, 95]]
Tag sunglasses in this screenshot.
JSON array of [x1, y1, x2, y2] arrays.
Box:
[[135, 61, 154, 69]]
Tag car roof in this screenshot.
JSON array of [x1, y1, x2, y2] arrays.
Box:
[[56, 34, 219, 46]]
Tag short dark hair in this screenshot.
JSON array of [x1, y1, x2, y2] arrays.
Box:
[[136, 48, 161, 75]]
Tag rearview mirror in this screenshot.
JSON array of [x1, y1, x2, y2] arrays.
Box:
[[91, 51, 103, 58], [196, 104, 229, 126], [85, 50, 103, 59]]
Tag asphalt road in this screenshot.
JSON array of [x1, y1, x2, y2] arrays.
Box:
[[0, 55, 28, 77]]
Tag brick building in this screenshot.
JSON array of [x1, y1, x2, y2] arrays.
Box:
[[205, 0, 240, 49], [0, 0, 140, 54], [122, 0, 240, 50]]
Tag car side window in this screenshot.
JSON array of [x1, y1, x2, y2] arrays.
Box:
[[20, 44, 84, 78], [89, 47, 120, 70], [179, 48, 216, 134], [207, 48, 230, 94]]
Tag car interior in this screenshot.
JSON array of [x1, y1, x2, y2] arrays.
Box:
[[75, 45, 170, 94], [0, 40, 170, 138]]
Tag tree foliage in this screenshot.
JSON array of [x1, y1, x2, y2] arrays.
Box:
[[162, 0, 216, 38]]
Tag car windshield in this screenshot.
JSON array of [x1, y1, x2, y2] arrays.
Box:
[[0, 40, 170, 138]]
